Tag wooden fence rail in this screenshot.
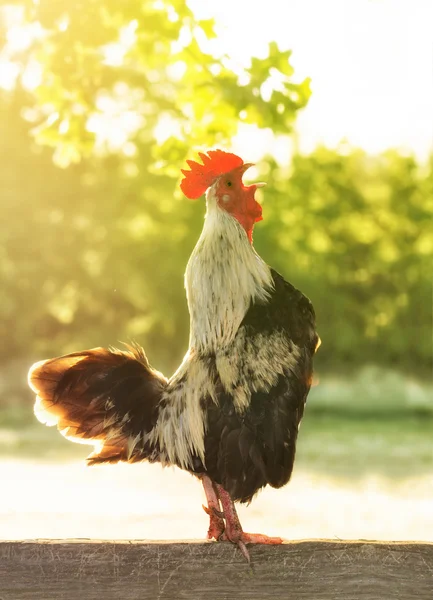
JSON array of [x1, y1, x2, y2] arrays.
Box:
[[1, 540, 432, 600]]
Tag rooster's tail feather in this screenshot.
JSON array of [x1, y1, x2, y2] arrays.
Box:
[[28, 344, 167, 464]]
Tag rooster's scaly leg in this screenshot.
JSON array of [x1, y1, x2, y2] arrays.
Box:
[[201, 475, 225, 540], [215, 484, 283, 562]]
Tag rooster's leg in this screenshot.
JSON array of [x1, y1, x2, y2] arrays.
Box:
[[201, 475, 225, 540], [215, 484, 283, 562]]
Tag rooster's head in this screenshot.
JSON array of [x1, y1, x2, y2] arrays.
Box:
[[180, 150, 265, 243]]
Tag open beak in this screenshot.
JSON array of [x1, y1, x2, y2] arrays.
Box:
[[240, 163, 267, 189]]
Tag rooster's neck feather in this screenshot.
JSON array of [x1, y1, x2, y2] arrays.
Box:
[[185, 193, 273, 353]]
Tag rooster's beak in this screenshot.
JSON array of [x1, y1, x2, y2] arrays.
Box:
[[240, 162, 254, 174], [240, 163, 266, 189]]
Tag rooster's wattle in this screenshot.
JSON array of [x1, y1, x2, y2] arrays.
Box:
[[28, 149, 320, 561]]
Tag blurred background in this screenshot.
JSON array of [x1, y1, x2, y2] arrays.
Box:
[[0, 0, 432, 541]]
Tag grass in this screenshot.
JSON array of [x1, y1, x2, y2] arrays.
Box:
[[297, 414, 432, 478]]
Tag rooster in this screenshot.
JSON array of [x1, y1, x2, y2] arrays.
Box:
[[28, 150, 319, 562]]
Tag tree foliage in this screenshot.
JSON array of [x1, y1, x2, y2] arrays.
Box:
[[0, 0, 431, 378], [2, 0, 310, 165], [256, 148, 432, 373]]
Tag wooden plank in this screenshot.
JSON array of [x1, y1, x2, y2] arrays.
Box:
[[0, 540, 432, 600]]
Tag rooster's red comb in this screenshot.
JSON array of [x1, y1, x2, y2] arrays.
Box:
[[180, 150, 244, 199]]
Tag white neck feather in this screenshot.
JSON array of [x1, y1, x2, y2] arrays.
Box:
[[185, 189, 273, 352]]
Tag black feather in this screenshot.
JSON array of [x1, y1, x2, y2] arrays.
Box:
[[190, 268, 318, 503]]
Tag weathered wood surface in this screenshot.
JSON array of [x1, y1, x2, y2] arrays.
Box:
[[1, 540, 432, 600]]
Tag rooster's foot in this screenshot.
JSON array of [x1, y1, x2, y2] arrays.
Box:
[[220, 527, 282, 562], [215, 483, 283, 562], [202, 504, 225, 540], [201, 475, 225, 540]]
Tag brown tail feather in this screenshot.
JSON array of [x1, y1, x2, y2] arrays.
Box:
[[28, 344, 167, 463]]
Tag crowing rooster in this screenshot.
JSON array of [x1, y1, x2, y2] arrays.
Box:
[[28, 150, 319, 561]]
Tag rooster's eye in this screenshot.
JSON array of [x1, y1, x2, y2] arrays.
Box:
[[226, 181, 232, 187]]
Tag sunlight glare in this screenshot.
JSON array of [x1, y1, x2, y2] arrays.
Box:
[[154, 113, 183, 144], [0, 60, 19, 91], [1, 460, 432, 541], [189, 0, 433, 159], [57, 15, 69, 32], [6, 24, 42, 53], [166, 60, 187, 81], [102, 20, 138, 67], [21, 60, 42, 90]]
